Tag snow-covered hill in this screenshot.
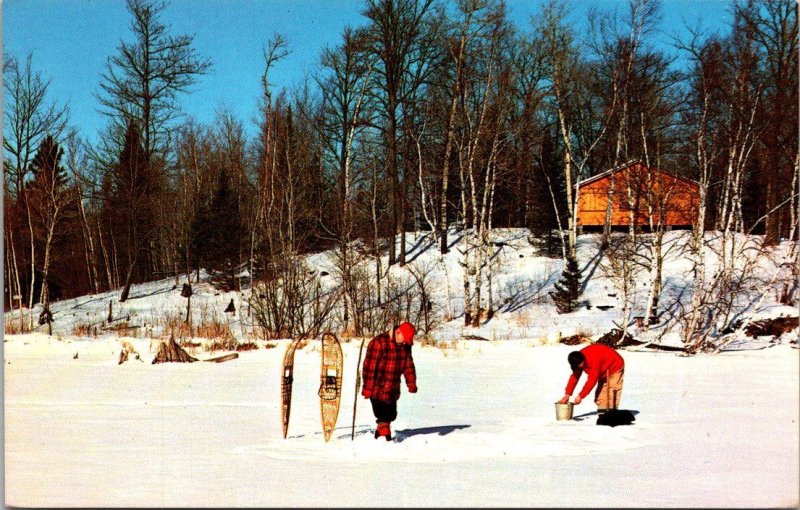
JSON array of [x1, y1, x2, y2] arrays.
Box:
[[4, 228, 797, 348]]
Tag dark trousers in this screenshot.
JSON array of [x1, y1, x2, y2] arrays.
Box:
[[370, 398, 398, 423]]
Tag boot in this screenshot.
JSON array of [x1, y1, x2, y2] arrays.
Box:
[[375, 422, 390, 440]]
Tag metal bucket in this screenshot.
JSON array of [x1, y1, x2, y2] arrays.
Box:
[[555, 402, 574, 421]]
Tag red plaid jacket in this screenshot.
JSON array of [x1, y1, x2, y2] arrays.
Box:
[[361, 332, 416, 403]]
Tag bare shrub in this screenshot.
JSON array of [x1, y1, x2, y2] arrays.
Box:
[[337, 267, 415, 339], [179, 340, 203, 354], [512, 311, 535, 328], [249, 254, 339, 340], [206, 337, 239, 352], [599, 234, 648, 338], [678, 233, 790, 353], [194, 320, 235, 342], [405, 259, 441, 335], [235, 342, 259, 351], [161, 311, 193, 340], [71, 322, 99, 337], [418, 335, 456, 350], [330, 248, 377, 337], [4, 320, 23, 335], [114, 324, 140, 338]]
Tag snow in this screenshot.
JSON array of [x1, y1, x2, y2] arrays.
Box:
[[4, 335, 798, 507], [4, 229, 799, 506]]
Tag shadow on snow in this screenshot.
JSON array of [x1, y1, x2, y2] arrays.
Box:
[[393, 424, 472, 443]]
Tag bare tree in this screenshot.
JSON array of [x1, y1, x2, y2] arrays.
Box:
[[736, 0, 798, 245], [589, 0, 660, 244], [97, 0, 210, 302], [3, 53, 67, 323], [317, 28, 376, 331], [253, 33, 290, 281], [364, 0, 436, 266], [98, 0, 211, 163], [249, 255, 339, 340], [600, 234, 644, 338], [451, 0, 512, 326], [64, 132, 102, 294], [436, 0, 490, 255], [538, 0, 617, 261]]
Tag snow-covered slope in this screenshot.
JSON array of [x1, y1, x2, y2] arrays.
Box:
[[4, 229, 797, 347]]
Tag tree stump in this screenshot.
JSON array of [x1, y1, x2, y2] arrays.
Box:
[[224, 299, 236, 315], [152, 336, 197, 364]]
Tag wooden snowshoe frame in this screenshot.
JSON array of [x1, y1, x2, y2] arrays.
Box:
[[318, 332, 343, 442], [280, 337, 302, 439]]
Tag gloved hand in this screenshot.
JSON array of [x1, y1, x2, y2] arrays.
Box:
[[408, 383, 417, 393]]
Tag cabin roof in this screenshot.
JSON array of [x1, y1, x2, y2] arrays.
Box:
[[578, 160, 700, 189]]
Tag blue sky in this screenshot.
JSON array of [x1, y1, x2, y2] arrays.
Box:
[[3, 0, 732, 145]]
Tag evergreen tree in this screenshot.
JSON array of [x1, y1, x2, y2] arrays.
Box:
[[29, 135, 68, 190], [110, 120, 159, 301], [551, 255, 582, 313], [190, 168, 243, 288], [28, 135, 73, 313]]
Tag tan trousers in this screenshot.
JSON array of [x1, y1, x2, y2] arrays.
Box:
[[594, 369, 624, 410]]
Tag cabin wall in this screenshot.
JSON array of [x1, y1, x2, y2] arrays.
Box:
[[577, 166, 699, 227]]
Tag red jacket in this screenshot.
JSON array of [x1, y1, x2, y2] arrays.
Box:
[[565, 344, 624, 399], [361, 332, 417, 403]]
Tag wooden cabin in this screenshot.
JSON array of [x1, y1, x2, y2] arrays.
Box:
[[576, 161, 699, 231]]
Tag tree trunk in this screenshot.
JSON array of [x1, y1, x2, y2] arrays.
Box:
[[555, 101, 576, 260], [119, 257, 137, 302], [24, 193, 37, 320], [388, 88, 398, 267], [439, 92, 459, 255], [40, 223, 57, 311], [97, 218, 114, 291], [76, 187, 100, 294]]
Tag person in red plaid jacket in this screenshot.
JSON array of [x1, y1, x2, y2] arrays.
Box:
[[361, 322, 418, 441]]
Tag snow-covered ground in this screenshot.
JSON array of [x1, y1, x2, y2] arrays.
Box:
[[4, 334, 798, 507], [4, 229, 799, 506]]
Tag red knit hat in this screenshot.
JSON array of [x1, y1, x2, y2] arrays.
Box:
[[395, 322, 416, 344]]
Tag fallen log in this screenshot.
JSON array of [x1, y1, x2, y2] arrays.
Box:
[[559, 334, 591, 346], [204, 352, 239, 363], [461, 334, 490, 341]]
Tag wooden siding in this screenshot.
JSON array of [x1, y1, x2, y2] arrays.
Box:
[[577, 162, 699, 227]]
